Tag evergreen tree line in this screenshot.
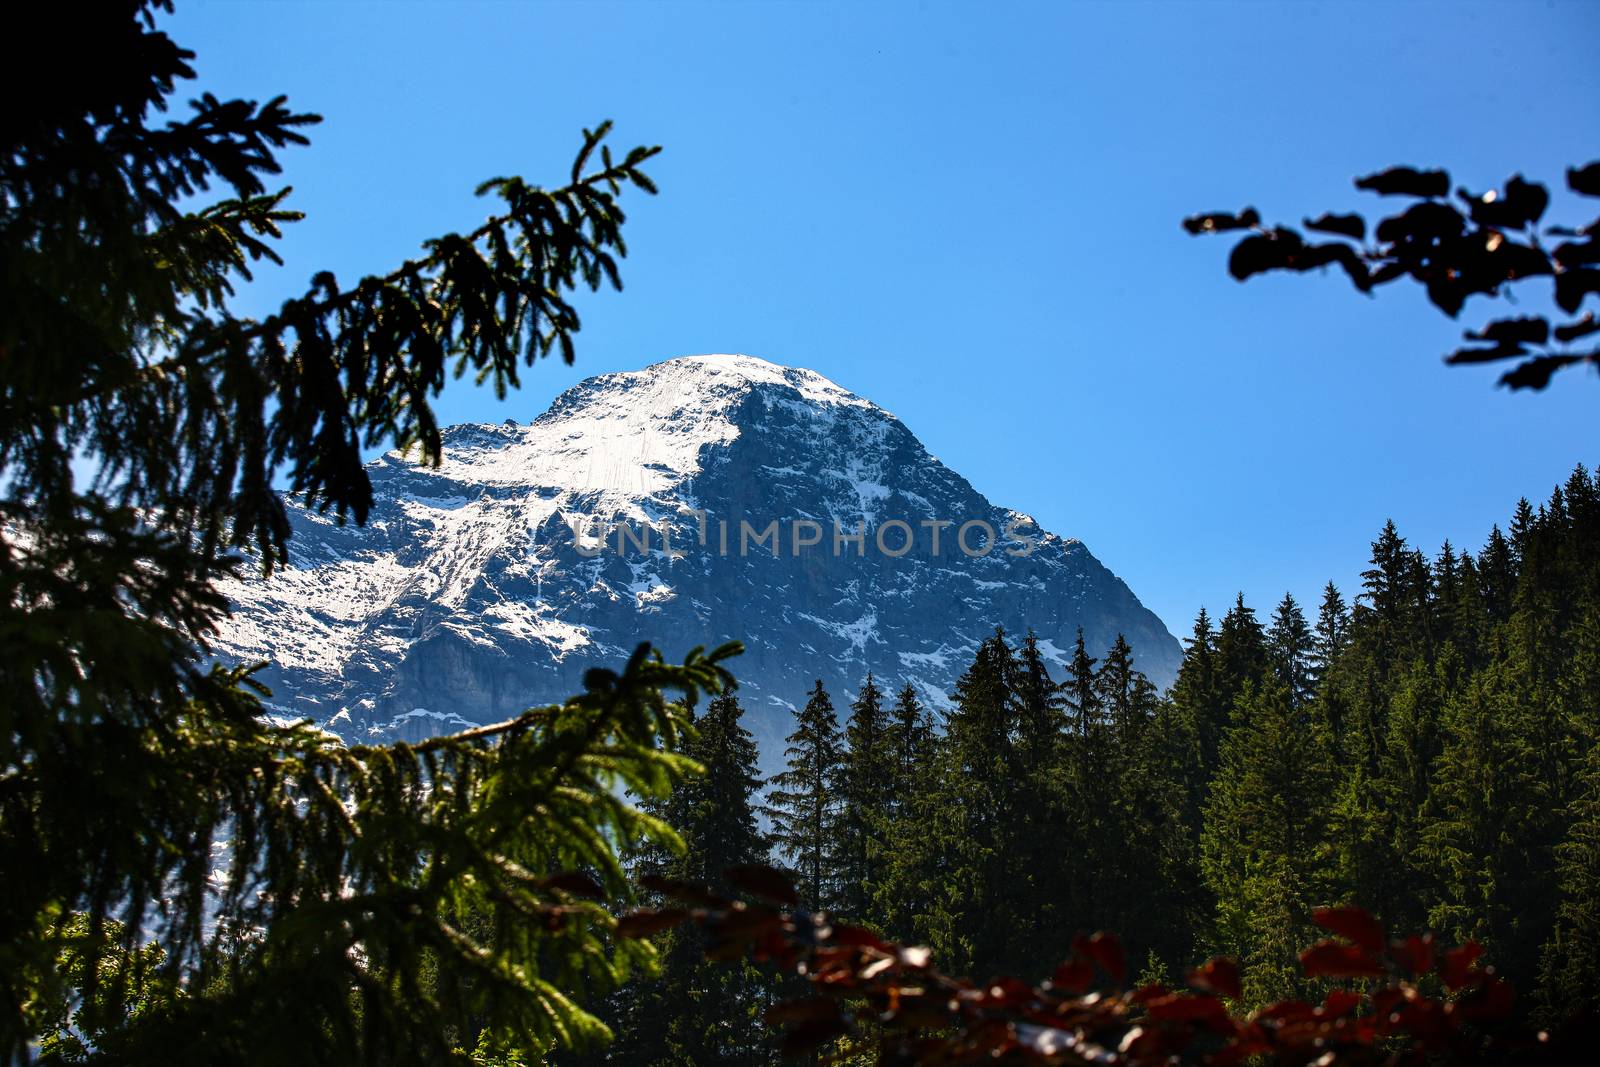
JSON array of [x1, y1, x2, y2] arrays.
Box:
[[566, 466, 1600, 1065]]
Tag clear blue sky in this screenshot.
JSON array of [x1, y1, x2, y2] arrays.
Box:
[[169, 0, 1598, 637]]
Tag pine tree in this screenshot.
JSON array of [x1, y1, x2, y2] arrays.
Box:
[[1010, 632, 1072, 971], [1338, 524, 1431, 782], [1432, 544, 1490, 668], [886, 683, 934, 803], [1015, 631, 1066, 765], [947, 631, 1021, 775], [906, 633, 1034, 979], [1370, 651, 1456, 932], [1266, 593, 1314, 709], [1535, 593, 1600, 1023], [1060, 627, 1102, 745], [596, 694, 776, 1067], [1538, 735, 1600, 1024], [1564, 465, 1600, 544], [1216, 594, 1269, 705], [763, 681, 846, 911], [1417, 663, 1558, 990], [1510, 497, 1539, 571], [1123, 694, 1210, 971], [1093, 634, 1169, 950], [1452, 550, 1489, 664], [1097, 633, 1158, 754], [1200, 680, 1333, 1006], [1478, 525, 1517, 624], [1360, 521, 1433, 669], [838, 674, 892, 920], [1432, 540, 1463, 640], [872, 683, 940, 947], [1167, 607, 1226, 833], [673, 695, 771, 892], [1055, 627, 1109, 944], [1309, 582, 1351, 689]]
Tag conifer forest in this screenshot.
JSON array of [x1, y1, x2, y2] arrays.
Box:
[[4, 2, 1599, 1065], [563, 474, 1600, 1064]]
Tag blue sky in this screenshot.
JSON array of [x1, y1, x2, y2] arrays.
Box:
[[169, 0, 1599, 638]]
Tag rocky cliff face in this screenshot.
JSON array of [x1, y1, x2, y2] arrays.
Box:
[[213, 355, 1181, 766]]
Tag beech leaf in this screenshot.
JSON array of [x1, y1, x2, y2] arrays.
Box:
[[615, 907, 689, 939], [1500, 354, 1582, 390], [1299, 939, 1385, 979], [1464, 316, 1549, 346], [1355, 165, 1450, 198], [1553, 312, 1599, 343], [1312, 906, 1386, 953], [1182, 207, 1261, 235], [1187, 956, 1242, 1001], [1440, 942, 1484, 990], [1304, 212, 1365, 240], [724, 863, 799, 906], [1569, 161, 1600, 197]]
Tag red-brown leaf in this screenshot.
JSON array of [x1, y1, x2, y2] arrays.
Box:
[[1130, 983, 1171, 1005], [1076, 931, 1126, 987], [829, 922, 889, 950], [1458, 977, 1516, 1023], [1053, 957, 1094, 993], [765, 996, 844, 1025], [984, 977, 1035, 1007], [1254, 1000, 1317, 1024], [1187, 956, 1242, 1001], [1145, 992, 1232, 1029], [1440, 942, 1484, 990], [1312, 906, 1387, 952], [1299, 940, 1385, 979], [638, 874, 726, 907], [778, 1017, 850, 1056], [724, 864, 799, 907], [540, 871, 606, 900], [1390, 934, 1435, 974], [614, 907, 689, 939], [1317, 989, 1362, 1017]]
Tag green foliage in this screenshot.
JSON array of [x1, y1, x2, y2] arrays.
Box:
[[28, 916, 180, 1062], [837, 674, 891, 920], [1416, 662, 1557, 981], [822, 465, 1600, 1026], [1200, 680, 1333, 1004], [569, 694, 777, 1067], [867, 628, 1177, 983], [0, 2, 710, 1061], [762, 681, 846, 911], [588, 469, 1600, 1061], [1266, 592, 1314, 708], [1540, 726, 1600, 1024], [869, 685, 942, 950], [7, 634, 739, 1063]]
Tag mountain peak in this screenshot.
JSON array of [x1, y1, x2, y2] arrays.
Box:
[[418, 354, 878, 494], [597, 353, 877, 413], [216, 354, 1181, 767]]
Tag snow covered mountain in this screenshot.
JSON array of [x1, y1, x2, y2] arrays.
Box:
[[213, 354, 1181, 766]]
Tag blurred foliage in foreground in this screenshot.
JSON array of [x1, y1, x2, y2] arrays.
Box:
[[1186, 160, 1600, 389], [626, 866, 1599, 1065]]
